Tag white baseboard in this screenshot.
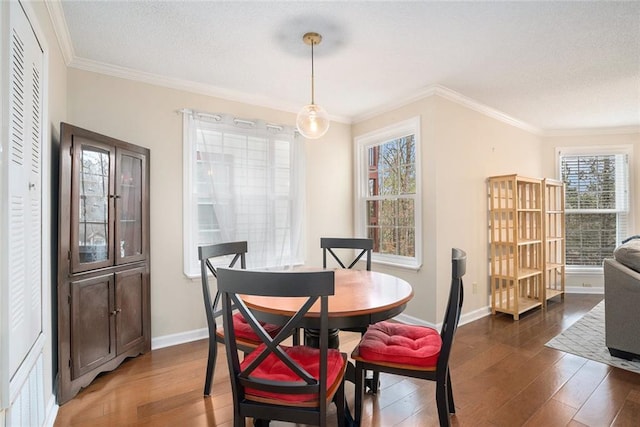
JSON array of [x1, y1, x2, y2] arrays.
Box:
[[393, 287, 603, 329], [395, 304, 491, 329], [394, 312, 437, 328], [566, 286, 604, 294], [151, 328, 208, 350], [151, 287, 603, 351]]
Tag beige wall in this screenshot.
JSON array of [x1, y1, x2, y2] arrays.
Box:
[[66, 69, 353, 338], [353, 96, 543, 323]]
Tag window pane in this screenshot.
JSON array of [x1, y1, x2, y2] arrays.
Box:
[[380, 227, 397, 255], [366, 200, 379, 227], [367, 136, 416, 197], [367, 226, 380, 253], [566, 213, 617, 265], [197, 204, 219, 232], [367, 199, 413, 259], [378, 199, 396, 226], [398, 227, 415, 257], [397, 198, 414, 227], [399, 164, 416, 194], [562, 155, 617, 210]]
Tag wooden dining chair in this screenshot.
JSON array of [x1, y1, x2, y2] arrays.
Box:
[[321, 237, 373, 271], [217, 268, 348, 427], [198, 242, 283, 396], [320, 237, 380, 391], [351, 248, 466, 427]]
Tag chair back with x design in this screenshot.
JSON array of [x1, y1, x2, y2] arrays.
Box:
[[217, 268, 347, 427]]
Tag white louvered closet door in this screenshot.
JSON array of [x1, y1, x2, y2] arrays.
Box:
[[6, 1, 44, 380]]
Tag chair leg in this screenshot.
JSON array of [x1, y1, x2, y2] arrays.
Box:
[[366, 371, 380, 394], [446, 370, 455, 414], [354, 362, 365, 426], [435, 375, 451, 427], [335, 377, 346, 427], [203, 337, 217, 396]]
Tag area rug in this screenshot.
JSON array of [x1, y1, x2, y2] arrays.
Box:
[[545, 301, 640, 375]]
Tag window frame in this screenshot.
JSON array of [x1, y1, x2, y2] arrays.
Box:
[[556, 145, 633, 273], [354, 116, 422, 269]]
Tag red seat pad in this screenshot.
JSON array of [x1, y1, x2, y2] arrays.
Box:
[[241, 344, 346, 403], [357, 321, 442, 368], [219, 313, 281, 342]]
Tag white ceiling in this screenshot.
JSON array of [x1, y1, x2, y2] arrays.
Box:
[[50, 1, 640, 133]]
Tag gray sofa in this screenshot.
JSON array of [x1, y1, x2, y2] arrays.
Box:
[[604, 238, 640, 360]]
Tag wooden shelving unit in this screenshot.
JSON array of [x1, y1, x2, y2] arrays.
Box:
[[488, 175, 544, 320], [543, 178, 565, 304]]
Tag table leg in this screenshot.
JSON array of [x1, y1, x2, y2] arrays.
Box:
[[304, 328, 340, 349]]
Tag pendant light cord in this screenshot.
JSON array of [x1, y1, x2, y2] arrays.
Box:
[[310, 40, 315, 105]]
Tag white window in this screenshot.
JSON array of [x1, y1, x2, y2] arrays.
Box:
[[354, 117, 421, 269], [182, 112, 304, 277], [557, 146, 632, 270]]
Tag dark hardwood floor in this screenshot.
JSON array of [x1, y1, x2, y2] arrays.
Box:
[[54, 294, 640, 426]]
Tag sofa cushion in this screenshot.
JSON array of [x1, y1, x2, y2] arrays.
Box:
[[614, 239, 640, 273]]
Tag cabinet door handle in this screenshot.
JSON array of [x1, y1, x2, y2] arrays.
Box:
[[111, 308, 122, 315]]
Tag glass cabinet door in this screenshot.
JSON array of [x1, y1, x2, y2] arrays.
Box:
[[71, 139, 115, 272], [115, 149, 147, 264]]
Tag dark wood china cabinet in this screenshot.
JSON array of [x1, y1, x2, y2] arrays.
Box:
[[57, 123, 150, 404]]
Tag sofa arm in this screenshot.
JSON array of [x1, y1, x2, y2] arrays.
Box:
[[603, 258, 640, 357]]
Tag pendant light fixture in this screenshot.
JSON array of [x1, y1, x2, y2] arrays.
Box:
[[296, 32, 330, 139]]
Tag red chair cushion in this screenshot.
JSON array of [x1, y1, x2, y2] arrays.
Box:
[[218, 313, 281, 342], [356, 321, 442, 368], [241, 344, 346, 404]]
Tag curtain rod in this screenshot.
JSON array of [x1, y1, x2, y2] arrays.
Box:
[[178, 108, 286, 133]]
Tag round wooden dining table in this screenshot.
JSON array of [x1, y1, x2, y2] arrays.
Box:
[[241, 268, 414, 347], [242, 269, 412, 426]]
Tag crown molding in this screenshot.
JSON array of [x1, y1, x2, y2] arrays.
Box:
[[353, 84, 543, 135], [67, 57, 351, 124], [45, 0, 74, 65], [432, 85, 543, 135]]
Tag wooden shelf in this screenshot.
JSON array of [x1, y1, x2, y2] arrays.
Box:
[[543, 178, 565, 305], [517, 268, 542, 280], [545, 262, 563, 270], [489, 174, 564, 320], [492, 295, 543, 320], [545, 288, 564, 301], [518, 239, 542, 246]]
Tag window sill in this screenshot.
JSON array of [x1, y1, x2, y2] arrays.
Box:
[[566, 266, 604, 275], [372, 258, 422, 271]]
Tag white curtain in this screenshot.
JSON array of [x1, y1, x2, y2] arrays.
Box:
[[184, 111, 305, 275]]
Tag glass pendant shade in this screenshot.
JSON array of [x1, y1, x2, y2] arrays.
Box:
[[296, 103, 330, 139]]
